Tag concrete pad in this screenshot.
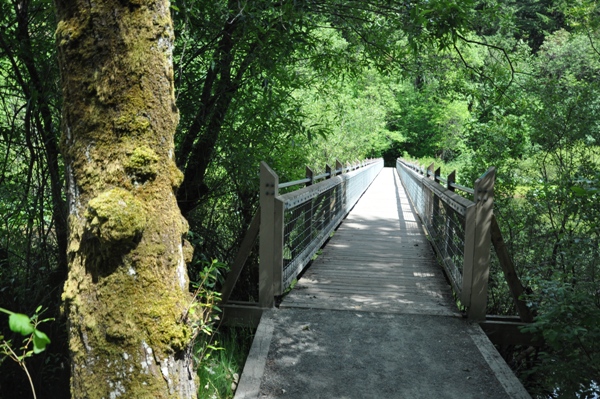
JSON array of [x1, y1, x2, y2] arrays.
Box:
[[236, 308, 531, 399]]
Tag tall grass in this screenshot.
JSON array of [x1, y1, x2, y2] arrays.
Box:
[[196, 327, 255, 399]]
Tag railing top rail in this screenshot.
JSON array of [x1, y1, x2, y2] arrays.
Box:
[[314, 172, 330, 180], [279, 178, 312, 189], [399, 159, 477, 195], [397, 159, 474, 215], [279, 175, 344, 210], [278, 159, 383, 210], [277, 158, 380, 189], [453, 183, 475, 195]]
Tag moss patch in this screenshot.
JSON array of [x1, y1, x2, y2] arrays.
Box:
[[125, 146, 160, 183], [169, 161, 184, 189], [86, 188, 147, 245], [115, 112, 151, 135]]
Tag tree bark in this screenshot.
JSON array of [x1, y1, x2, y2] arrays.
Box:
[[54, 0, 197, 397]]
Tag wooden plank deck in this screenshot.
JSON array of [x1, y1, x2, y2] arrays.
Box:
[[281, 167, 459, 316]]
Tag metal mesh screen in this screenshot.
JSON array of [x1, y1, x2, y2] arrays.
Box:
[[396, 160, 467, 295], [279, 160, 384, 290], [426, 195, 465, 291]]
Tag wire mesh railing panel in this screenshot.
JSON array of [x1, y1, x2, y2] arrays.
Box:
[[279, 159, 383, 290], [396, 162, 425, 216], [281, 185, 343, 288], [396, 159, 471, 297], [343, 162, 383, 213], [426, 193, 466, 293]]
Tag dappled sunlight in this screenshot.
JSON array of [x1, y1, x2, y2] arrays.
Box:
[[413, 272, 436, 277]]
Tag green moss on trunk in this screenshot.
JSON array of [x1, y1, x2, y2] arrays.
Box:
[[55, 0, 197, 397]]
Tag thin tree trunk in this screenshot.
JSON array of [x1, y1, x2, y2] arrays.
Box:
[[54, 0, 197, 397], [13, 0, 69, 278]]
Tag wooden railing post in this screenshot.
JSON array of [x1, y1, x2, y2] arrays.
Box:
[[432, 166, 441, 239], [434, 167, 441, 183], [463, 167, 495, 321], [447, 170, 456, 192], [335, 160, 343, 176], [427, 163, 435, 180], [443, 170, 457, 263], [259, 162, 283, 307], [462, 205, 476, 309], [306, 166, 314, 186], [273, 198, 284, 296], [325, 164, 337, 228], [425, 163, 435, 227]]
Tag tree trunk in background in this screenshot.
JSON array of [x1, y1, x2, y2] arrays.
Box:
[[54, 0, 197, 397]]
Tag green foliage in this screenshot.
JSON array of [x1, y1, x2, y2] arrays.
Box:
[[293, 55, 400, 167], [188, 259, 228, 344], [186, 259, 254, 399], [0, 306, 53, 399], [0, 307, 51, 355], [386, 85, 470, 161], [196, 327, 254, 399], [8, 313, 35, 336], [521, 283, 600, 397]]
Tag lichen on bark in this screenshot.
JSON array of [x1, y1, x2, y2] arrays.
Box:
[[54, 0, 197, 397]]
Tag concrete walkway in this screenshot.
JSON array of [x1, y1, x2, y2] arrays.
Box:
[[234, 168, 531, 399]]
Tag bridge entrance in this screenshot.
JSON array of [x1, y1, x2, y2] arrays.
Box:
[[234, 168, 531, 399]]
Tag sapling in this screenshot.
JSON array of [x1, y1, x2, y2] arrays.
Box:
[[0, 306, 52, 399]]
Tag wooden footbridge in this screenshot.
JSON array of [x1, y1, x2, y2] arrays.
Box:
[[281, 167, 457, 316], [221, 158, 533, 398]]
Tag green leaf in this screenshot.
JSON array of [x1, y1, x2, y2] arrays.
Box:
[[32, 330, 50, 354], [8, 313, 34, 336]]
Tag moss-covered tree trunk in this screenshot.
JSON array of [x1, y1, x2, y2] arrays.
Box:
[[54, 0, 197, 397]]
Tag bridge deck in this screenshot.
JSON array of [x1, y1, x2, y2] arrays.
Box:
[[235, 168, 531, 399], [281, 167, 457, 316]]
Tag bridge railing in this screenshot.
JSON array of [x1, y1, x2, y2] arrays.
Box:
[[221, 158, 384, 322], [396, 158, 495, 321], [259, 158, 384, 307]]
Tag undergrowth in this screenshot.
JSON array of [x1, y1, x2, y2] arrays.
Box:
[[190, 259, 256, 399], [197, 327, 255, 399]]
